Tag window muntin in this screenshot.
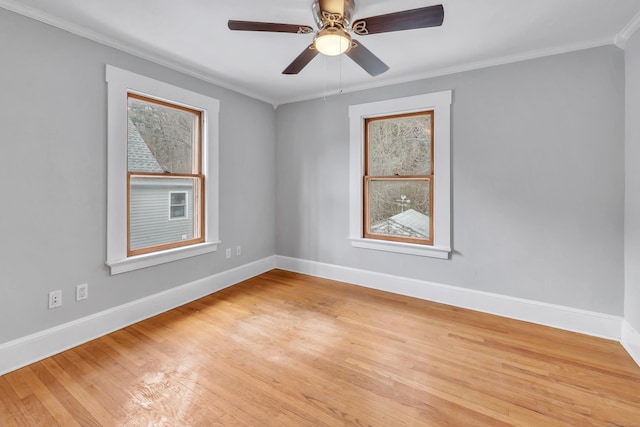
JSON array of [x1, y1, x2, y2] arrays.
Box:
[[127, 94, 204, 256], [364, 111, 434, 245]]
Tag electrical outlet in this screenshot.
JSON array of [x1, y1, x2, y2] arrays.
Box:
[[76, 283, 88, 301], [225, 248, 231, 259], [236, 245, 241, 256], [48, 290, 62, 309]]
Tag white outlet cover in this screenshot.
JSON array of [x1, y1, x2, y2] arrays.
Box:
[[48, 290, 62, 309], [76, 284, 88, 301]]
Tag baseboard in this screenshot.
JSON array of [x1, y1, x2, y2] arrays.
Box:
[[275, 256, 622, 341], [621, 320, 640, 367], [3, 255, 633, 376], [0, 256, 276, 376]]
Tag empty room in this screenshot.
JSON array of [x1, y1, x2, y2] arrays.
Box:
[[1, 0, 640, 425]]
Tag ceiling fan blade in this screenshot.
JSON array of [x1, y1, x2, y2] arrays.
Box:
[[352, 5, 444, 35], [283, 45, 319, 74], [228, 20, 313, 34], [346, 42, 389, 77]]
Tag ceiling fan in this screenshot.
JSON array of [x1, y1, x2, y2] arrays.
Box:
[[228, 0, 444, 76]]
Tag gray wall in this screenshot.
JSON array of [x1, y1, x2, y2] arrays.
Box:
[[0, 8, 276, 344], [0, 6, 630, 348], [626, 30, 640, 331], [276, 45, 625, 315]]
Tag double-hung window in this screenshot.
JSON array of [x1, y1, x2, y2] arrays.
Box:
[[127, 94, 203, 256], [364, 111, 434, 245], [349, 91, 452, 259], [106, 66, 220, 274]]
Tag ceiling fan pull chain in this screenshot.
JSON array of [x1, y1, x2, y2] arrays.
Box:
[[323, 54, 327, 102], [339, 55, 343, 95]]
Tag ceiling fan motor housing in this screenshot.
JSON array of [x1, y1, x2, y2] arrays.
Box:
[[312, 0, 355, 28]]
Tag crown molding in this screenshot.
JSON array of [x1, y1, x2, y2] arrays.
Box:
[[276, 37, 614, 106], [616, 8, 640, 48], [0, 0, 629, 108], [0, 0, 277, 106]]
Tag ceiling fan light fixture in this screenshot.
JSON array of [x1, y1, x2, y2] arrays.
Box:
[[314, 27, 352, 56]]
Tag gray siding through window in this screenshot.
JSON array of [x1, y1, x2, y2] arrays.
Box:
[[128, 117, 196, 251], [129, 179, 195, 250]]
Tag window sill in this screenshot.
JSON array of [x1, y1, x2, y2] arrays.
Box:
[[107, 241, 220, 275], [349, 237, 450, 259]]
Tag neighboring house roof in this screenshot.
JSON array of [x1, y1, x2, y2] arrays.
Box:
[[128, 118, 164, 173], [371, 209, 430, 238]]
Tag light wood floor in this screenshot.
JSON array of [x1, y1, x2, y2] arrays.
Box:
[[1, 269, 639, 426]]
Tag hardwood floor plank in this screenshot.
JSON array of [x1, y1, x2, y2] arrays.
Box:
[[29, 362, 101, 426], [1, 269, 640, 425], [0, 377, 39, 427], [18, 367, 80, 426], [20, 393, 60, 426], [38, 357, 116, 425]]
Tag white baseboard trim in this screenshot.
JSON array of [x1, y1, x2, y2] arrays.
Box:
[[3, 255, 635, 376], [621, 320, 640, 367], [0, 256, 276, 376], [275, 256, 623, 341]]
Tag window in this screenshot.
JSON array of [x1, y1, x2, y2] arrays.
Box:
[[127, 94, 203, 256], [169, 192, 188, 220], [349, 91, 451, 259], [106, 65, 220, 274], [364, 111, 434, 245]]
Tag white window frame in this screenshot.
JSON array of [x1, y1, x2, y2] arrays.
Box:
[[106, 65, 220, 274], [169, 191, 188, 220], [349, 91, 452, 259]]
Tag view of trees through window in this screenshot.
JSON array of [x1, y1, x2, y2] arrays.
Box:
[[128, 96, 197, 174], [367, 179, 430, 225], [365, 111, 433, 243]]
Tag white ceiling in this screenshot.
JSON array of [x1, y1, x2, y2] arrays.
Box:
[[2, 0, 640, 106]]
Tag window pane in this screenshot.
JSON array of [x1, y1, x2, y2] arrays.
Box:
[[170, 205, 186, 219], [171, 192, 186, 206], [367, 179, 431, 240], [367, 113, 432, 176], [128, 96, 199, 174], [130, 176, 200, 251]]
